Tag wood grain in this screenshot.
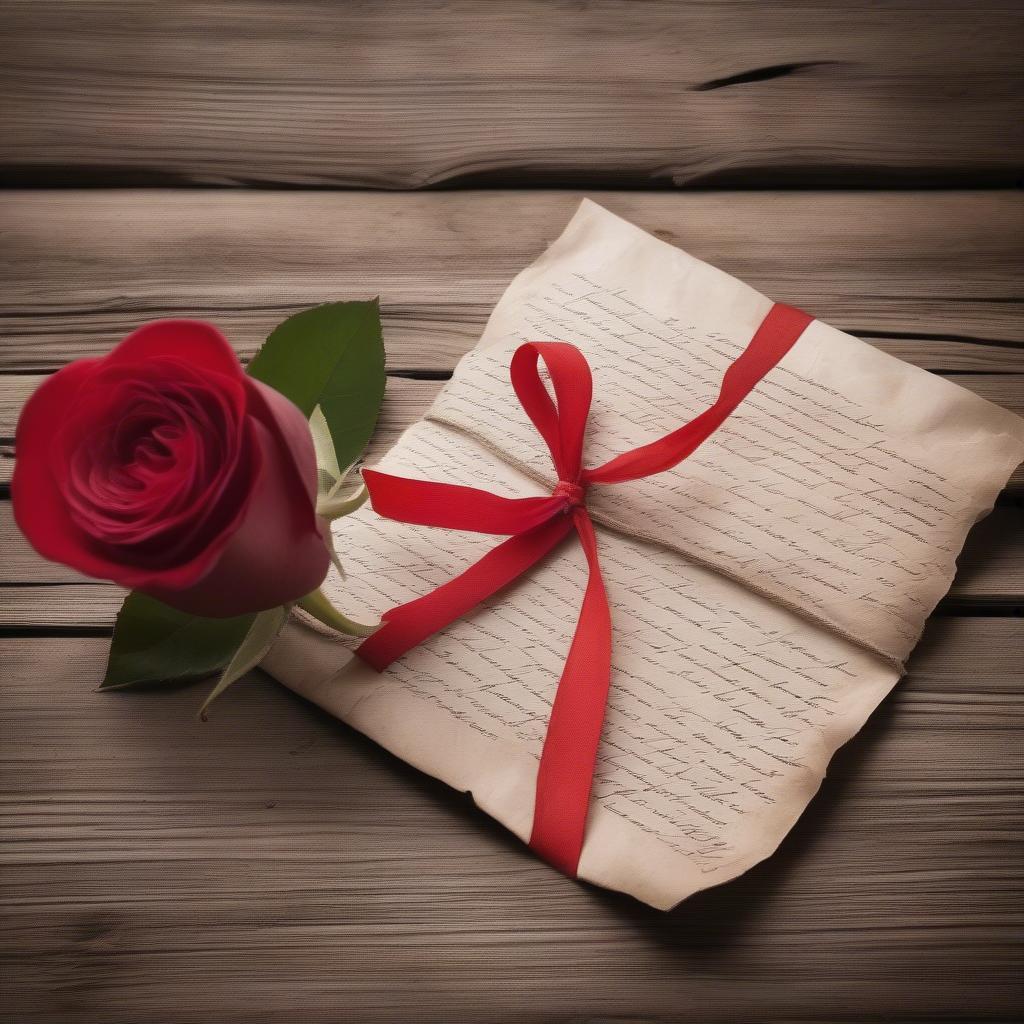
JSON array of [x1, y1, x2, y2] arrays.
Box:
[[1, 618, 1021, 1022], [1, 1, 1021, 189], [1, 191, 1021, 373]]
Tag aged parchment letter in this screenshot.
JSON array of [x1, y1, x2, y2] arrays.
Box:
[[263, 201, 1024, 909]]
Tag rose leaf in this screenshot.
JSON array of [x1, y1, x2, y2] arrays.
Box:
[[247, 299, 385, 473], [100, 592, 257, 691]]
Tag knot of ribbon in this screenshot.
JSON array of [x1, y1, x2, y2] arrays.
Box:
[[553, 479, 587, 508], [357, 303, 813, 878]]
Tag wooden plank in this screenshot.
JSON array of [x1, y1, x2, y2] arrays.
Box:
[[1, 617, 1021, 1021], [952, 506, 1024, 600], [1, 2, 1021, 189], [3, 502, 1021, 625], [1, 191, 1021, 373], [0, 582, 121, 630], [3, 374, 1022, 488]]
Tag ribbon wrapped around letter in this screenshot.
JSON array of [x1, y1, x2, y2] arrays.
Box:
[[357, 303, 813, 877]]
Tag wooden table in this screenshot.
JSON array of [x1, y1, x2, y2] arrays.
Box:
[[2, 4, 1022, 1022]]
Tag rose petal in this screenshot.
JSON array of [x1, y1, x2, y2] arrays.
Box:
[[55, 360, 253, 569], [14, 356, 251, 593], [12, 359, 108, 570], [15, 320, 330, 609], [244, 376, 320, 510], [146, 415, 329, 616], [107, 320, 243, 379]]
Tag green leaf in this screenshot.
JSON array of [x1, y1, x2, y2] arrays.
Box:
[[100, 592, 256, 691], [198, 605, 289, 719], [247, 300, 385, 472]]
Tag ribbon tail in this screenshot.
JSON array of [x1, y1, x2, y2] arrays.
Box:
[[586, 303, 813, 484], [356, 513, 575, 672], [528, 509, 612, 877], [363, 468, 564, 535]]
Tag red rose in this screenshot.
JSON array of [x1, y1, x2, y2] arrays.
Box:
[[13, 320, 330, 617]]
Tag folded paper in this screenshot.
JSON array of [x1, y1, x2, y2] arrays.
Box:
[[356, 304, 814, 877], [262, 200, 1024, 909]]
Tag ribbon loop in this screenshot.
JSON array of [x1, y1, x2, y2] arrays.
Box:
[[357, 303, 813, 879], [510, 342, 592, 482]]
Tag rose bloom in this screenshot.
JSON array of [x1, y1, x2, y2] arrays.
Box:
[[13, 320, 330, 616]]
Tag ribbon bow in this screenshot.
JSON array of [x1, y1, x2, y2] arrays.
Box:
[[357, 303, 812, 877]]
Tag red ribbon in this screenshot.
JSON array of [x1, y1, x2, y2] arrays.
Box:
[[357, 303, 813, 877]]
